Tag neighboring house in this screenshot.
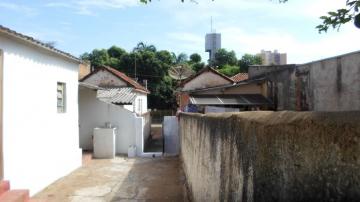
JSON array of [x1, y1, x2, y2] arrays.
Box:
[[80, 66, 149, 114], [79, 66, 151, 156], [177, 67, 271, 113], [0, 25, 82, 195], [249, 51, 360, 111], [178, 67, 233, 111]]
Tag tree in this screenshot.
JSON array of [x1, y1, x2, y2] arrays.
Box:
[[316, 1, 360, 32], [214, 48, 237, 68], [107, 46, 126, 58], [189, 53, 201, 63], [175, 53, 188, 64], [218, 64, 240, 77], [80, 49, 110, 69], [238, 54, 262, 73]]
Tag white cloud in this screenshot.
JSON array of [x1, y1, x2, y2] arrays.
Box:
[[45, 0, 140, 15], [219, 24, 360, 64], [158, 0, 360, 64], [0, 2, 37, 16]]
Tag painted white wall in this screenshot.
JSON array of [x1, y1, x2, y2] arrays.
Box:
[[134, 93, 148, 114], [79, 87, 152, 157], [79, 87, 137, 154], [0, 35, 82, 195], [182, 71, 232, 91]]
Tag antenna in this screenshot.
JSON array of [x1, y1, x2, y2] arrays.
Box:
[[210, 16, 213, 33]]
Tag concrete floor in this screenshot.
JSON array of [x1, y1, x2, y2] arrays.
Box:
[[32, 156, 186, 202]]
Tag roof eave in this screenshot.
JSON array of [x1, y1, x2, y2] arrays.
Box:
[[0, 26, 81, 63]]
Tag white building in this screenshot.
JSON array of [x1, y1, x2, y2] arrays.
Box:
[[79, 66, 151, 156], [258, 50, 287, 65], [80, 66, 149, 114], [0, 25, 82, 195], [205, 33, 221, 63]]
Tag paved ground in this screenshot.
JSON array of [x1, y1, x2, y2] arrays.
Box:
[[32, 156, 186, 202]]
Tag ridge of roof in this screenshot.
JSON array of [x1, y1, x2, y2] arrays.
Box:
[[80, 66, 150, 94], [0, 25, 80, 63]]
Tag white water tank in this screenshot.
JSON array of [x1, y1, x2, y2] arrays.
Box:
[[93, 127, 116, 159]]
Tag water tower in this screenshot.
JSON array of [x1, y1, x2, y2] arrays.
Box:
[[205, 17, 221, 64]]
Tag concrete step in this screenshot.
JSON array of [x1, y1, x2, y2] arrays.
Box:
[[0, 181, 10, 196], [0, 190, 29, 202]]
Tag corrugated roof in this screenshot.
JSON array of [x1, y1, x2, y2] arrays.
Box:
[[189, 94, 272, 106], [0, 25, 80, 63], [97, 88, 137, 105], [231, 73, 248, 82]]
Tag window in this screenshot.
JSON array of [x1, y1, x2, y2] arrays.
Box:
[[57, 82, 66, 113], [138, 98, 142, 114]]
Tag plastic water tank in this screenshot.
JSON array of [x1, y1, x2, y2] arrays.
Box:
[[93, 127, 116, 159], [128, 145, 136, 158]]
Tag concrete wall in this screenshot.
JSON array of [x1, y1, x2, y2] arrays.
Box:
[[297, 51, 360, 111], [123, 92, 148, 114], [141, 112, 151, 145], [180, 111, 360, 202], [182, 71, 232, 91], [79, 87, 149, 156], [0, 35, 81, 195], [248, 65, 296, 110]]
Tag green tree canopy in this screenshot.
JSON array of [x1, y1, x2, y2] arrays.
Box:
[[238, 54, 262, 73], [189, 53, 202, 63], [214, 48, 238, 67]]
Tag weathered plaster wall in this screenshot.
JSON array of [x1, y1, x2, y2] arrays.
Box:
[[180, 111, 360, 202], [82, 69, 127, 87], [297, 51, 360, 111]]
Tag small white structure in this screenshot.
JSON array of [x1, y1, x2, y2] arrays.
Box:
[[79, 66, 150, 156], [80, 66, 149, 114], [0, 25, 82, 195]]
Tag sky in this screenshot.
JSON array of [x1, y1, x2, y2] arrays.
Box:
[[0, 0, 359, 64]]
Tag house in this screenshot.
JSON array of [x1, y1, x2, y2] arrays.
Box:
[[177, 67, 233, 111], [0, 25, 82, 195], [248, 51, 360, 111], [80, 66, 149, 114], [79, 66, 151, 156], [177, 67, 271, 113]]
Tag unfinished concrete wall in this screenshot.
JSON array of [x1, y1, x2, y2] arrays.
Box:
[[180, 111, 360, 202], [297, 51, 360, 111]]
